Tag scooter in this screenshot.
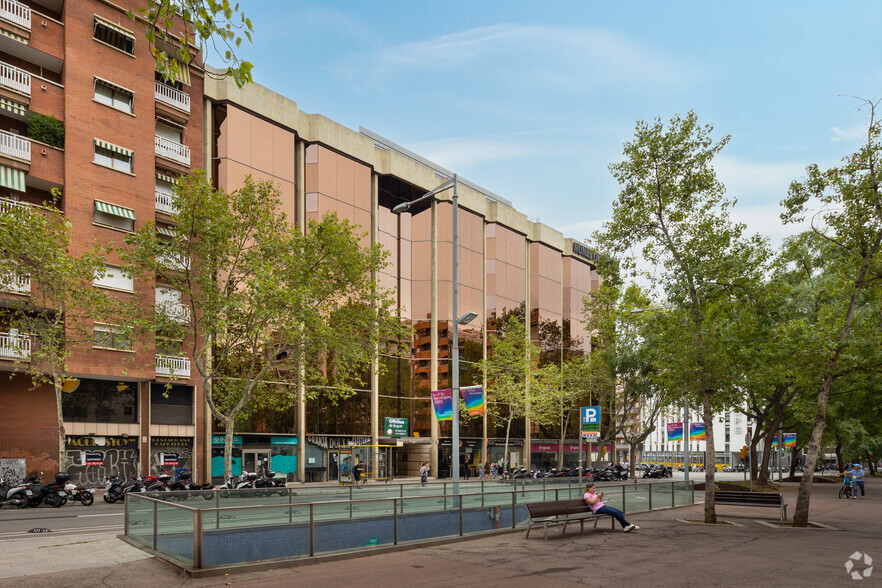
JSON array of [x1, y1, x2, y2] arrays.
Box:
[[64, 482, 95, 506], [0, 477, 32, 508], [27, 473, 69, 507], [168, 470, 215, 500]]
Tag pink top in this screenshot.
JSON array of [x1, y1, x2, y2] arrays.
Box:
[[584, 491, 604, 513]]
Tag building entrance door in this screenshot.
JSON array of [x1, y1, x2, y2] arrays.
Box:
[[328, 451, 340, 481], [242, 450, 271, 475]]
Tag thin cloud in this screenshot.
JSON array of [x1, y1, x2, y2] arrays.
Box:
[[405, 135, 536, 169], [714, 156, 807, 206], [830, 125, 866, 142], [330, 24, 697, 92]]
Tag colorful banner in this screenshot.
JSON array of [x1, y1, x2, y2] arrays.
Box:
[[770, 435, 778, 447], [460, 385, 485, 416], [689, 422, 706, 441], [431, 388, 453, 421], [666, 422, 684, 441], [783, 433, 797, 448]]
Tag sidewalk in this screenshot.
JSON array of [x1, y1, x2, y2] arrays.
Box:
[[6, 477, 881, 587]]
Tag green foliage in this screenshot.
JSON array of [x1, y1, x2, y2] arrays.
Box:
[[129, 1, 254, 88], [27, 113, 64, 148]]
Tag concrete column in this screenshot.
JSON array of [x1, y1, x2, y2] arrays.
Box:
[[430, 199, 439, 478], [295, 138, 307, 483], [481, 221, 488, 465], [370, 173, 380, 455]]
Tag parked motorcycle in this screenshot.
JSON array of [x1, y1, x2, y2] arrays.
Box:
[[64, 482, 95, 506], [0, 477, 32, 508], [168, 470, 214, 500], [104, 475, 145, 503], [27, 473, 69, 507]]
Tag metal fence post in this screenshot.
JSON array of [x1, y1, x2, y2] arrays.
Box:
[[459, 496, 463, 536], [289, 489, 293, 524], [394, 498, 399, 545], [672, 481, 675, 508], [215, 491, 220, 529], [511, 490, 516, 529], [622, 484, 626, 513], [309, 503, 314, 556], [124, 496, 129, 536], [152, 500, 157, 551], [648, 482, 652, 511], [193, 509, 203, 569]]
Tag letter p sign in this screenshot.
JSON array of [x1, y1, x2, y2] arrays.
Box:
[[582, 406, 601, 425]]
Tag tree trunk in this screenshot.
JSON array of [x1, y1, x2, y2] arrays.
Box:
[[503, 417, 512, 473], [702, 390, 716, 524], [54, 375, 66, 474], [834, 443, 844, 473], [758, 429, 776, 485], [629, 443, 638, 478], [224, 420, 235, 483], [557, 407, 565, 469], [792, 375, 832, 527], [869, 461, 876, 476]]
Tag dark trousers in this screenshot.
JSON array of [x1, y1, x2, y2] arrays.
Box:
[[854, 480, 865, 497], [596, 505, 631, 529]]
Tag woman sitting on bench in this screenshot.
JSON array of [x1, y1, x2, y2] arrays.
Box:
[[583, 483, 639, 533]]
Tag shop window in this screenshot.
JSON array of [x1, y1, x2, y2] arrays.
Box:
[[150, 383, 193, 425], [62, 379, 137, 423]]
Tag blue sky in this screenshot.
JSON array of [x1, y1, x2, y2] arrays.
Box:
[[226, 1, 880, 248]]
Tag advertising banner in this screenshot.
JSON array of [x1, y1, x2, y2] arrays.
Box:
[[83, 451, 104, 466], [689, 422, 706, 441], [431, 389, 453, 421], [160, 452, 179, 466], [666, 422, 684, 441], [460, 385, 485, 416], [783, 433, 797, 448]]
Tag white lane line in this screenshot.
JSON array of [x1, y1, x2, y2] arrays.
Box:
[[78, 513, 124, 518]]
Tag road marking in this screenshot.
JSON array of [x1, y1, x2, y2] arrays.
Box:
[[0, 524, 122, 539], [78, 513, 124, 518]]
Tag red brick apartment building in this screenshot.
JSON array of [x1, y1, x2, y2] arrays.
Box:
[[0, 0, 205, 486]]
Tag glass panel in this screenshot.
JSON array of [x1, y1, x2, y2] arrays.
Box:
[[202, 504, 306, 566], [674, 481, 694, 506], [312, 499, 395, 553], [125, 495, 154, 547], [155, 500, 193, 565], [623, 483, 649, 514], [397, 496, 461, 543]]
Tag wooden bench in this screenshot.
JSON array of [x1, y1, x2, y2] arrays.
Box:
[[525, 498, 615, 539], [713, 491, 788, 520]]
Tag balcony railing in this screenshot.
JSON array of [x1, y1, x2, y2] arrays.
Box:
[[0, 61, 30, 96], [157, 251, 190, 271], [0, 0, 29, 29], [156, 354, 190, 377], [154, 81, 190, 113], [0, 273, 29, 294], [154, 190, 177, 215], [157, 300, 191, 324], [155, 135, 190, 166], [0, 129, 29, 162], [0, 195, 27, 214], [0, 331, 30, 360]]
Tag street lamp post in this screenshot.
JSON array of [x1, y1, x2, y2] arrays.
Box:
[[393, 174, 476, 490]]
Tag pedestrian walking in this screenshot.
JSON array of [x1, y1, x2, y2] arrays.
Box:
[[353, 460, 365, 487], [851, 463, 865, 499], [583, 483, 639, 532], [484, 462, 491, 480], [420, 462, 429, 486], [490, 462, 498, 479]]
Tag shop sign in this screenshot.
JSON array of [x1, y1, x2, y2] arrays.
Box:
[[581, 406, 601, 439], [384, 417, 408, 438], [270, 436, 298, 445], [66, 435, 137, 449], [152, 436, 192, 448], [212, 435, 242, 445], [83, 451, 104, 466], [306, 436, 371, 450], [160, 452, 179, 466], [486, 439, 524, 447]]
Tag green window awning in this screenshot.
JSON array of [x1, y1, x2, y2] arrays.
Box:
[[0, 97, 26, 116], [94, 138, 133, 158], [0, 165, 25, 192], [0, 28, 26, 44], [155, 171, 179, 185], [156, 226, 176, 238], [94, 15, 135, 40], [94, 200, 135, 220]]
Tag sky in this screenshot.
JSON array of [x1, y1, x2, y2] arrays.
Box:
[[222, 0, 881, 250]]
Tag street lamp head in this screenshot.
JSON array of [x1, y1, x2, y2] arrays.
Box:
[[457, 311, 478, 325], [392, 202, 411, 215]]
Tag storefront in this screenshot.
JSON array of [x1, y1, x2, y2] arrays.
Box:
[[305, 435, 371, 482], [530, 440, 604, 470], [150, 436, 194, 478], [486, 438, 524, 470], [64, 435, 139, 487], [211, 433, 299, 482]]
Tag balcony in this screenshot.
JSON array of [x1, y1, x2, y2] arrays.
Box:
[[155, 135, 189, 166], [157, 251, 190, 271], [156, 354, 190, 377], [0, 61, 29, 96], [0, 195, 26, 213], [155, 189, 177, 215], [0, 330, 30, 360], [0, 272, 29, 294], [0, 0, 29, 30], [157, 300, 191, 324], [154, 81, 190, 114], [0, 128, 29, 162]]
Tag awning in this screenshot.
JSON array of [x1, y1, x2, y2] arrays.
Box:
[[94, 138, 133, 158], [156, 226, 176, 238], [158, 57, 191, 86], [94, 76, 134, 96], [0, 97, 26, 116], [0, 28, 26, 44], [0, 165, 25, 192], [94, 200, 135, 220], [155, 171, 179, 185], [94, 15, 135, 40]]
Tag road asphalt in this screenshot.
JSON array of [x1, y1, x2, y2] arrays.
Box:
[[2, 475, 879, 587]]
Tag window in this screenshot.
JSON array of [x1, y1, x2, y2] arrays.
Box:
[[94, 264, 133, 291], [93, 16, 135, 55], [93, 323, 133, 351], [94, 79, 133, 114], [94, 139, 133, 173], [150, 383, 193, 425], [93, 200, 135, 232], [62, 379, 137, 423]]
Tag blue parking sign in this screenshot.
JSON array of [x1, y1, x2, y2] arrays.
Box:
[[582, 406, 600, 425]]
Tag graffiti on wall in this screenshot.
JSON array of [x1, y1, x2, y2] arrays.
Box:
[[150, 437, 193, 476], [0, 459, 26, 484], [64, 436, 139, 487]]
